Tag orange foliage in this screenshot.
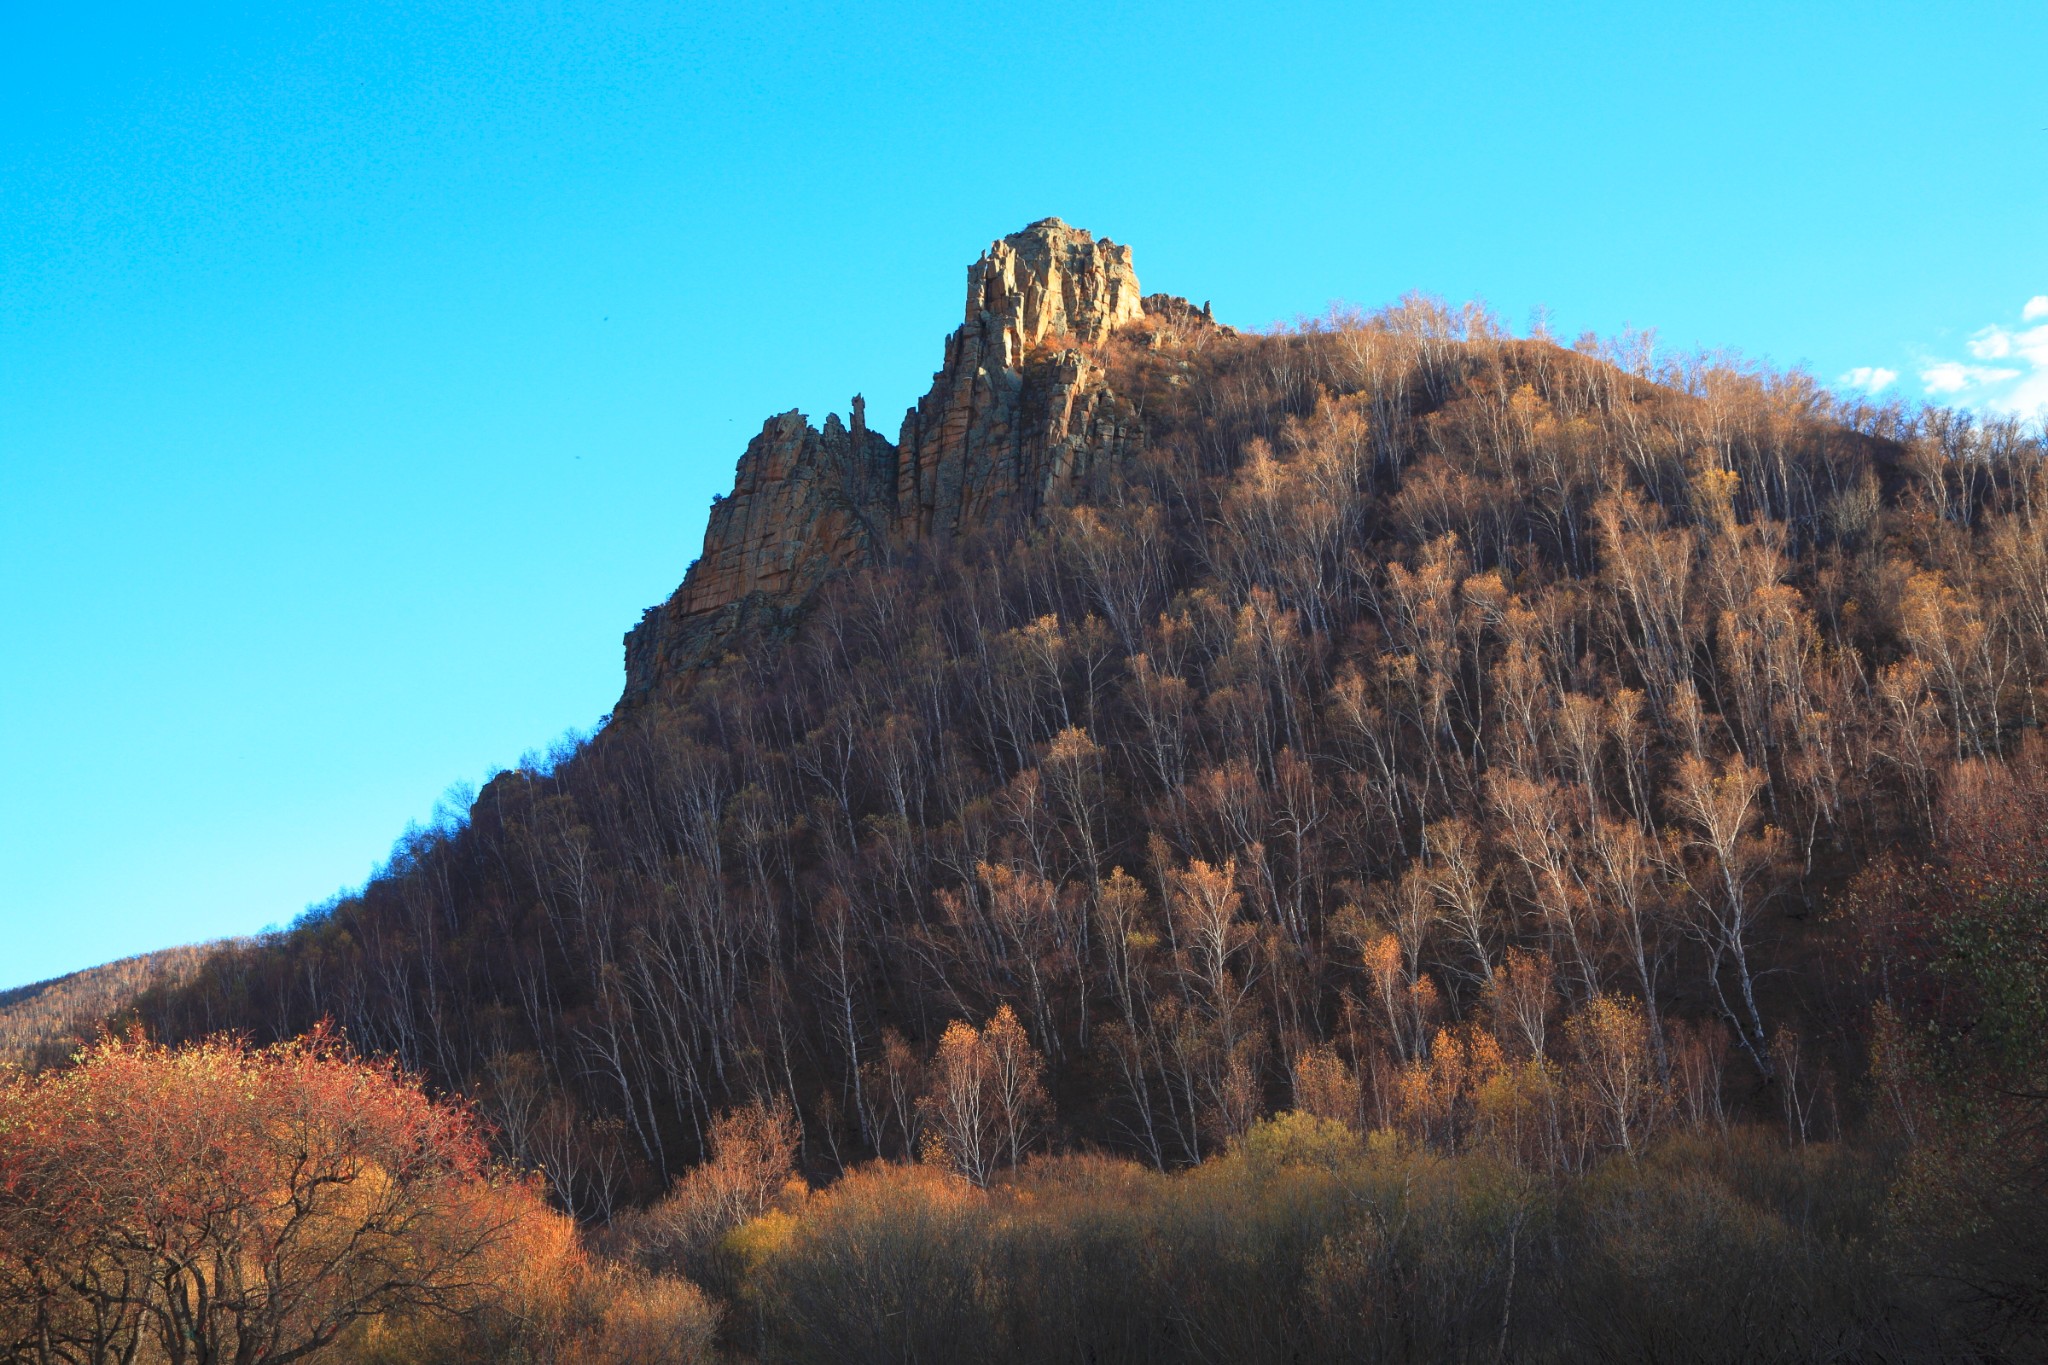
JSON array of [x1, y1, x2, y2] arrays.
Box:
[[0, 1028, 533, 1363]]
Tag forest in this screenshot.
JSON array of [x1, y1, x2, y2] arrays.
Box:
[[8, 298, 2046, 1360], [0, 947, 218, 1073]]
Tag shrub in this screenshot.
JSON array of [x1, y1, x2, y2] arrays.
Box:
[[742, 1163, 987, 1365]]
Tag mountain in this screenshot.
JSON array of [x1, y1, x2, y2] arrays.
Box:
[[137, 218, 2046, 1231]]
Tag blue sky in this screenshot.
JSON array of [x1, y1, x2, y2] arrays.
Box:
[[3, 1, 2044, 988]]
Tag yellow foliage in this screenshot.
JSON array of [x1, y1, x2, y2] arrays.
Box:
[[726, 1205, 800, 1268]]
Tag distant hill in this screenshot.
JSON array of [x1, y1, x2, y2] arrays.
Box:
[[1, 944, 221, 1070]]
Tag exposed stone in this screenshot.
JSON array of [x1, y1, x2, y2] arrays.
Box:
[[620, 219, 1215, 706], [674, 408, 895, 615], [893, 219, 1148, 542], [968, 217, 1145, 350], [622, 406, 893, 692]]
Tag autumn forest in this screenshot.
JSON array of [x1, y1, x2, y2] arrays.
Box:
[[8, 286, 2048, 1361]]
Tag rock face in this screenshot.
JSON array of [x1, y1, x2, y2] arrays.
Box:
[[675, 406, 897, 614], [896, 220, 1147, 542], [621, 219, 1213, 705], [622, 405, 897, 696]]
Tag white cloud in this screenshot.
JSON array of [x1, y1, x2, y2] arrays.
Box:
[[1922, 360, 2020, 394], [1968, 329, 2013, 359], [1899, 298, 2048, 419], [1840, 366, 1897, 393]]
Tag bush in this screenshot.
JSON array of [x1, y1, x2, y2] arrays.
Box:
[[741, 1163, 987, 1365], [1551, 1129, 1937, 1362], [0, 1029, 527, 1364], [723, 1119, 1975, 1364]]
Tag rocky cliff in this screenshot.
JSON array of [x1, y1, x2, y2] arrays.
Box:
[[621, 219, 1222, 705]]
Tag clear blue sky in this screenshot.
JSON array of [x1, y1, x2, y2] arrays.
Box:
[[3, 1, 2044, 988]]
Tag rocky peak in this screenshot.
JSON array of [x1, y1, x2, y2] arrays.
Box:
[[965, 218, 1146, 361], [620, 221, 1212, 706], [892, 220, 1150, 543]]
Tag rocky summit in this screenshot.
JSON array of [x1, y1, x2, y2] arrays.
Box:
[[620, 219, 1223, 706]]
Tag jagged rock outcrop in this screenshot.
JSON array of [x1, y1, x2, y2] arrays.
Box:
[[624, 405, 897, 692], [621, 218, 1220, 705], [895, 219, 1148, 542]]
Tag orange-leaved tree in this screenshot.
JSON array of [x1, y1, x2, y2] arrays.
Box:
[[918, 1006, 1049, 1185], [0, 1026, 535, 1365]]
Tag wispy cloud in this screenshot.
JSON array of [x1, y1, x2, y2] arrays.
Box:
[[1839, 365, 1897, 394], [1859, 296, 2048, 420], [1922, 360, 2020, 395]]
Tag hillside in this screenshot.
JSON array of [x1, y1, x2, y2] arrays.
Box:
[[1, 944, 218, 1070], [139, 218, 2045, 1232]]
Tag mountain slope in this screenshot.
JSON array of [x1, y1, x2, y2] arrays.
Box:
[[140, 221, 2046, 1219], [2, 944, 219, 1070]]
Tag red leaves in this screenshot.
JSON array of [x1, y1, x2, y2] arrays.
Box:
[[0, 1027, 525, 1364]]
